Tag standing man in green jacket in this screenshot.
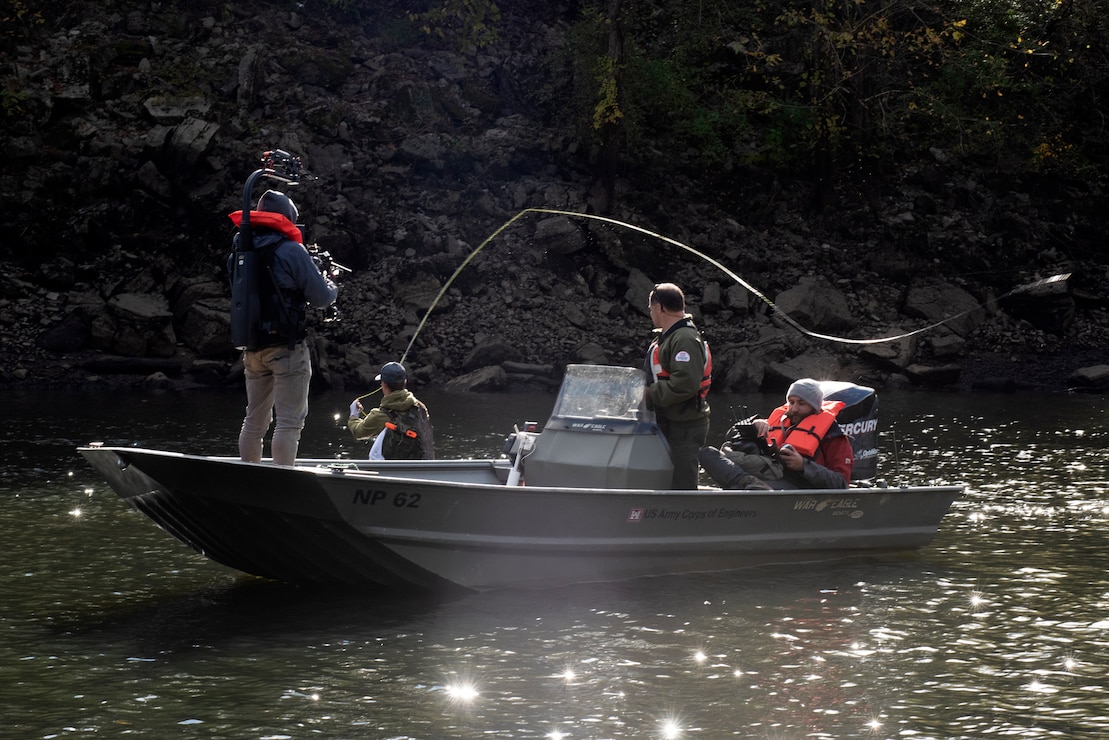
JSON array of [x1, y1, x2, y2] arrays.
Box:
[[645, 282, 712, 489]]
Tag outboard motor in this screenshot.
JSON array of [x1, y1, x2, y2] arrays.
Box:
[[521, 365, 674, 490], [820, 381, 879, 480]]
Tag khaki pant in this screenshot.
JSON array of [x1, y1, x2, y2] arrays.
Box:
[[238, 342, 312, 465]]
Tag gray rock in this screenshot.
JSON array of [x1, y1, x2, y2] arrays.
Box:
[[143, 95, 211, 123], [860, 339, 916, 371], [164, 117, 219, 175], [624, 269, 657, 317], [905, 363, 962, 387], [533, 216, 584, 255], [463, 340, 519, 370], [774, 277, 855, 333], [136, 161, 172, 199], [176, 298, 229, 357], [902, 281, 985, 338], [89, 293, 177, 357], [999, 273, 1075, 335], [37, 311, 90, 352], [1068, 364, 1109, 392], [929, 330, 966, 358], [573, 341, 608, 365], [443, 365, 507, 392]]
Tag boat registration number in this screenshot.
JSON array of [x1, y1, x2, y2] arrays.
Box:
[[352, 489, 422, 508]]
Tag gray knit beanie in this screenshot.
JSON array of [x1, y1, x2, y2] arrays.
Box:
[[786, 378, 824, 410], [257, 189, 299, 223]]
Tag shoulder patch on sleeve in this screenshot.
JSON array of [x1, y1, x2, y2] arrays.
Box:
[[674, 350, 692, 363]]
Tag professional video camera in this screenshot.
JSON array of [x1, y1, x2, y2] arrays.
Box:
[[724, 416, 781, 460], [307, 243, 352, 282], [259, 148, 306, 183], [306, 244, 351, 323]]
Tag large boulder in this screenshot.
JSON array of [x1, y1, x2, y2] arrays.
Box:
[[463, 340, 520, 371], [1067, 364, 1109, 392], [89, 293, 176, 357], [443, 365, 507, 392], [905, 362, 962, 387], [774, 277, 855, 333], [998, 273, 1075, 335], [901, 281, 985, 338]]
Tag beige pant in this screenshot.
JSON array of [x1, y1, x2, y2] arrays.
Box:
[[238, 342, 312, 465]]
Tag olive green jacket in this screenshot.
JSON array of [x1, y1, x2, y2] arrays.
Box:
[[646, 320, 711, 423], [348, 389, 420, 441]]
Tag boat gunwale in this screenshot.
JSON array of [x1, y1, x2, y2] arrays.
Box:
[[81, 446, 964, 499]]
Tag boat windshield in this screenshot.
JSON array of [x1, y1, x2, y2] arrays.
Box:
[[549, 365, 649, 421]]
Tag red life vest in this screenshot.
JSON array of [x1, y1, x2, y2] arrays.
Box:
[[764, 400, 846, 458], [648, 331, 713, 400], [228, 210, 304, 244]]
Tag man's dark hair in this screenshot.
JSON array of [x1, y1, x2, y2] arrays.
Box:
[[650, 283, 685, 313]]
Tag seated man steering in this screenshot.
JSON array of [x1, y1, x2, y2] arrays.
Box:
[[699, 378, 854, 490]]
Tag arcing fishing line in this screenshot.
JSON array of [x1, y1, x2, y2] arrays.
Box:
[[401, 208, 1067, 362], [400, 210, 533, 364]]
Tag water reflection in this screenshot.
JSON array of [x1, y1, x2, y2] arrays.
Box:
[[1, 388, 1107, 737]]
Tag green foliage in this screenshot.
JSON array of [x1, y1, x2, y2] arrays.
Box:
[[624, 56, 755, 163], [592, 56, 623, 130], [410, 0, 501, 52], [568, 3, 764, 170], [561, 0, 1109, 185], [0, 0, 44, 27], [0, 88, 27, 119]]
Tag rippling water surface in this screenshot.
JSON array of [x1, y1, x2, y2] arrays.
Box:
[[1, 387, 1106, 738]]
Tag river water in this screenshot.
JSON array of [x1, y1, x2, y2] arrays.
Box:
[[2, 385, 1106, 739]]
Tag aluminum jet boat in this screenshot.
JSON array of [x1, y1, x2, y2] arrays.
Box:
[[80, 365, 962, 591]]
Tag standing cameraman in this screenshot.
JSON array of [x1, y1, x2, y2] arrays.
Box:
[[227, 190, 338, 465]]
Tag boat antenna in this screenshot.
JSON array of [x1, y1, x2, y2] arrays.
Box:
[[889, 427, 901, 485]]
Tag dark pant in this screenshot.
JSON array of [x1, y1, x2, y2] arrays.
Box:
[[658, 416, 710, 490], [698, 446, 751, 489]]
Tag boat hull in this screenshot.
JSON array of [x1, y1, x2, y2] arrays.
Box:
[[80, 446, 961, 591]]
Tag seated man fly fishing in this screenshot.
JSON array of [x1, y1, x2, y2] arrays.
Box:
[[347, 362, 434, 460], [699, 378, 853, 490]]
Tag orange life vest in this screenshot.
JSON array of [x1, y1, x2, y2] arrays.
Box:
[[228, 209, 304, 244], [764, 400, 846, 458]]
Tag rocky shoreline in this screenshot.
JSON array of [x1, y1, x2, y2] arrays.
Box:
[[2, 1, 1107, 396]]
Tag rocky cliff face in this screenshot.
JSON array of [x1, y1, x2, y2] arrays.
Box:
[[2, 1, 1107, 394]]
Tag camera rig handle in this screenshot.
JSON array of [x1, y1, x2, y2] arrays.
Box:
[[238, 149, 315, 251]]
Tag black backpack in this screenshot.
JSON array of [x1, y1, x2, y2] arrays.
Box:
[[381, 403, 435, 460], [229, 237, 304, 351]]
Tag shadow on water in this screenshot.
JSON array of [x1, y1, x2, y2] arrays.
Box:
[[46, 577, 458, 652], [46, 549, 961, 656]]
